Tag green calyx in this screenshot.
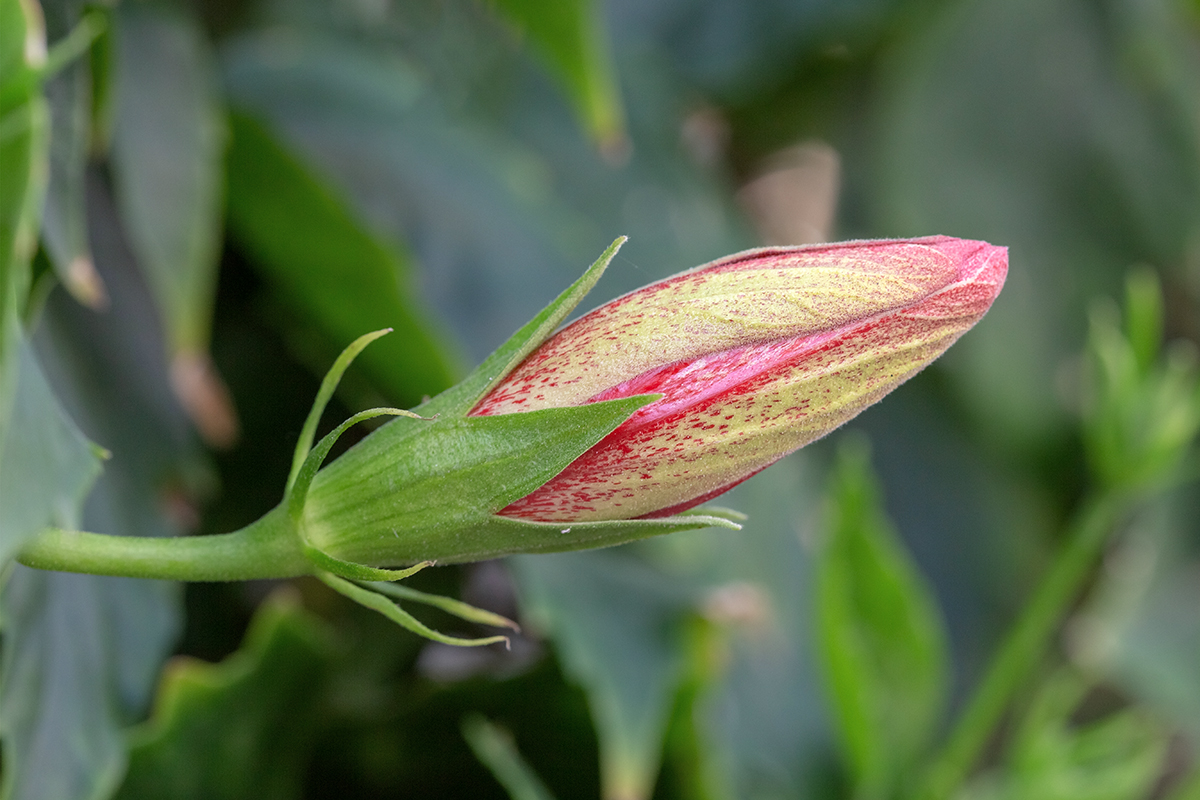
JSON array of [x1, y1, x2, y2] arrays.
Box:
[[275, 238, 741, 643], [290, 237, 742, 572]]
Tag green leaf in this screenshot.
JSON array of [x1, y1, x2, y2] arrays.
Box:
[[650, 454, 833, 798], [1165, 768, 1200, 800], [114, 591, 335, 800], [224, 113, 460, 408], [0, 0, 48, 315], [109, 1, 223, 356], [488, 0, 625, 149], [462, 715, 558, 800], [0, 568, 180, 800], [1122, 268, 1163, 377], [957, 672, 1169, 800], [815, 436, 950, 798], [419, 235, 625, 418], [0, 339, 102, 565], [1084, 274, 1200, 492], [1, 180, 189, 800], [1073, 492, 1200, 744], [512, 551, 694, 800], [0, 0, 31, 85], [218, 25, 749, 373], [40, 0, 105, 307]]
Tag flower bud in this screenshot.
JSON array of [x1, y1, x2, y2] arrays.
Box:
[[472, 236, 1007, 522]]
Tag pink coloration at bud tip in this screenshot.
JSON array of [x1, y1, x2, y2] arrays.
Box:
[[472, 236, 1007, 522]]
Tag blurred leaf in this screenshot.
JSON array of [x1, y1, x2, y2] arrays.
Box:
[[1, 174, 187, 800], [1099, 561, 1200, 740], [0, 0, 48, 312], [109, 2, 236, 447], [1122, 268, 1163, 376], [1073, 490, 1200, 743], [0, 568, 180, 800], [956, 672, 1169, 800], [488, 0, 625, 149], [875, 0, 1200, 455], [109, 1, 223, 354], [40, 0, 105, 307], [681, 456, 834, 799], [463, 715, 559, 800], [219, 26, 596, 360], [607, 0, 903, 99], [0, 316, 15, 518], [1166, 768, 1200, 800], [220, 16, 748, 366], [114, 591, 334, 800], [1083, 271, 1200, 491], [223, 112, 459, 407], [512, 551, 694, 800], [0, 0, 29, 89], [1, 0, 51, 497], [0, 339, 102, 565], [815, 437, 950, 798]]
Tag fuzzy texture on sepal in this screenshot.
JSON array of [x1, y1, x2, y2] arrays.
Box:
[[473, 237, 1007, 522]]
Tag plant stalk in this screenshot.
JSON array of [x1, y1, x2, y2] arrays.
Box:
[[914, 490, 1131, 800], [14, 503, 312, 581]]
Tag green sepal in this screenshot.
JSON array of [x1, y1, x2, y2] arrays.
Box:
[[313, 509, 741, 569], [286, 405, 427, 521], [301, 394, 662, 566], [316, 571, 510, 648], [287, 327, 393, 492], [302, 547, 432, 582], [440, 510, 744, 564], [418, 236, 626, 418], [364, 581, 520, 631]]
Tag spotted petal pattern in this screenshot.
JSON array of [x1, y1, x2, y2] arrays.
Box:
[[473, 237, 1007, 521]]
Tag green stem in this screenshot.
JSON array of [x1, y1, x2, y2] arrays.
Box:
[[14, 504, 312, 581], [914, 491, 1131, 800]]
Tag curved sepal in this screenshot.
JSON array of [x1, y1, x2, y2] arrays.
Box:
[[286, 406, 427, 521], [365, 580, 520, 631], [316, 571, 510, 648], [287, 327, 393, 492], [418, 237, 626, 418], [303, 546, 432, 582], [418, 510, 744, 565], [301, 394, 661, 565]]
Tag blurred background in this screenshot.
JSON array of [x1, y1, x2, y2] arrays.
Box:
[[3, 0, 1199, 797]]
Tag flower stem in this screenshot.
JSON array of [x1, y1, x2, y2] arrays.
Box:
[[914, 490, 1131, 800], [14, 503, 312, 581]]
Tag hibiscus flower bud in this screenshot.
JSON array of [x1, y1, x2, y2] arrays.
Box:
[[472, 236, 1007, 522]]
